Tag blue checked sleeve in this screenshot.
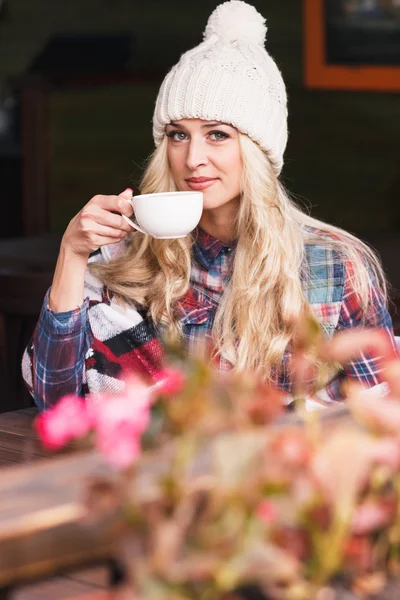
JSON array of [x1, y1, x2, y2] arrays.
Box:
[[22, 288, 93, 411], [324, 262, 397, 400]]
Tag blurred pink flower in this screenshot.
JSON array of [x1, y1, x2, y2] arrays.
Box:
[[351, 499, 396, 535], [95, 415, 142, 470], [270, 429, 311, 469], [369, 437, 400, 470], [92, 380, 152, 469], [256, 500, 279, 525], [153, 366, 186, 397], [344, 535, 374, 571], [35, 394, 94, 450]]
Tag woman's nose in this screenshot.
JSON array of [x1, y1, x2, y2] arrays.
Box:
[[186, 140, 209, 170]]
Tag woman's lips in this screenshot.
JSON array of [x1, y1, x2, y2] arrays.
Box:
[[185, 178, 218, 191]]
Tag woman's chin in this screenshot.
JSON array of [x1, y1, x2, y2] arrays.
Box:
[[202, 195, 239, 212]]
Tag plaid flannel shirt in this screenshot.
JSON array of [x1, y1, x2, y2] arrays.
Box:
[[22, 226, 396, 410]]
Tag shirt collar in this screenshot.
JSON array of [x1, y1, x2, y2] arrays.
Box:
[[193, 226, 236, 269]]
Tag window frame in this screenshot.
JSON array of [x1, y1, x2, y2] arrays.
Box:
[[304, 0, 400, 91]]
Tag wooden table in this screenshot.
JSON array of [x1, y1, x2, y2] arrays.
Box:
[[0, 408, 119, 600], [0, 408, 43, 467]]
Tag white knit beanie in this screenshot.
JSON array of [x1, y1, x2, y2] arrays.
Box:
[[152, 0, 288, 173]]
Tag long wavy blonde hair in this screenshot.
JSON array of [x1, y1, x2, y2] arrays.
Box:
[[93, 133, 387, 378]]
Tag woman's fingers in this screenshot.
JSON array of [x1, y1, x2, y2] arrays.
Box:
[[83, 189, 135, 232], [80, 220, 127, 241], [93, 190, 134, 218], [102, 210, 133, 233], [82, 205, 132, 232]]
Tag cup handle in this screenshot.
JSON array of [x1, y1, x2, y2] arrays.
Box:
[[122, 198, 148, 235]]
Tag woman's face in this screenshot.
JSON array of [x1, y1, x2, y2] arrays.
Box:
[[166, 119, 242, 214]]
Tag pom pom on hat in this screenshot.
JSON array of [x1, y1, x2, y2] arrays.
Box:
[[204, 0, 267, 47]]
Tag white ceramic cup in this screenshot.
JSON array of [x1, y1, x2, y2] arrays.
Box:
[[122, 191, 203, 239]]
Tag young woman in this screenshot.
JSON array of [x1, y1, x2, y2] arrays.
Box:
[[22, 0, 396, 411]]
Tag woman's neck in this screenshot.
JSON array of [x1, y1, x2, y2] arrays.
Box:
[[198, 199, 239, 244]]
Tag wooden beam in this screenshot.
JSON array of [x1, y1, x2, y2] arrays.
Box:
[[20, 78, 50, 236]]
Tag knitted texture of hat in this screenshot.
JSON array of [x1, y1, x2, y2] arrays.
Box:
[[152, 0, 288, 173]]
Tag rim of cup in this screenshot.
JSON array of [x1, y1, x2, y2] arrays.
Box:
[[133, 191, 202, 199]]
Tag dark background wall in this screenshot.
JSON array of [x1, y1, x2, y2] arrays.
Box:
[[0, 0, 399, 234]]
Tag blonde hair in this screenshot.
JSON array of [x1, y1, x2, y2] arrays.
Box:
[[93, 133, 387, 379]]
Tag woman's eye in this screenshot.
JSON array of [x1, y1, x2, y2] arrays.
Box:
[[167, 130, 188, 141], [209, 131, 229, 141]]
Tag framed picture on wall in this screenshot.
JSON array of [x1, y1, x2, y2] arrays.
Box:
[[304, 0, 400, 90]]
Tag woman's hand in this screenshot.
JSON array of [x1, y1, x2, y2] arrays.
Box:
[[61, 188, 134, 259]]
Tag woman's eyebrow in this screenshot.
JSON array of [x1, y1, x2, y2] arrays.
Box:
[[167, 122, 185, 129], [167, 121, 233, 131], [202, 122, 226, 128]]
